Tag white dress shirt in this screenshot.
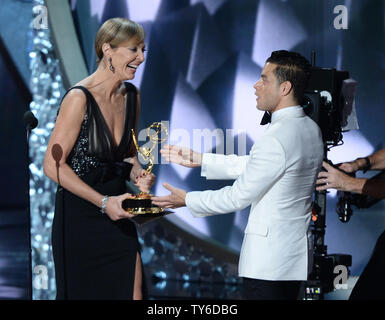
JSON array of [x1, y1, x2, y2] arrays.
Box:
[[185, 106, 324, 280]]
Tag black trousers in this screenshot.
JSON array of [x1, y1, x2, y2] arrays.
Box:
[[242, 278, 302, 300], [349, 230, 385, 300]]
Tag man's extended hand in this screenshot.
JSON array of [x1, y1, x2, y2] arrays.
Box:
[[160, 145, 202, 168], [151, 183, 187, 209]]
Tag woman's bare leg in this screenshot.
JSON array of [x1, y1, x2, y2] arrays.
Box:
[[133, 252, 143, 300]]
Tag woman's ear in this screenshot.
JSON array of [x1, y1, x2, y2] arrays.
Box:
[[102, 43, 112, 58]]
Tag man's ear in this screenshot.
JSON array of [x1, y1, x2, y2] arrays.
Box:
[[280, 81, 293, 97]]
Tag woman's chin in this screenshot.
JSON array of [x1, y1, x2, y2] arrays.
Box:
[[119, 74, 135, 81]]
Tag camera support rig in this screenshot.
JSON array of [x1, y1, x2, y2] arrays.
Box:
[[301, 51, 356, 300]]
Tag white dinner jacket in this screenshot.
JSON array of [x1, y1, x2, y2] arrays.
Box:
[[185, 106, 324, 281]]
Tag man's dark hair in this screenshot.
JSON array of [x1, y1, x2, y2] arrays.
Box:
[[266, 50, 312, 104]]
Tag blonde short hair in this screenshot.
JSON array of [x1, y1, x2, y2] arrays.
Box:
[[94, 18, 145, 64]]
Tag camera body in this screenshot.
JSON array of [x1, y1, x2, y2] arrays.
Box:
[[303, 67, 350, 145]]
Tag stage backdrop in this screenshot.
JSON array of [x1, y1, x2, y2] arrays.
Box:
[[70, 0, 385, 274]]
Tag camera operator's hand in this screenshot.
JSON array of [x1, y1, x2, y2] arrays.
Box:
[[160, 144, 202, 168], [316, 161, 356, 192], [338, 161, 359, 173], [338, 157, 371, 173]]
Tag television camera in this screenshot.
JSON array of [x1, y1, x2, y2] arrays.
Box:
[[301, 51, 358, 300]]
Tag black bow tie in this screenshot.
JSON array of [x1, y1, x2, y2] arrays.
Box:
[[260, 111, 271, 125]]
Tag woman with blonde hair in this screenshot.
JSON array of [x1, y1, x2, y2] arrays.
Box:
[[44, 18, 153, 299]]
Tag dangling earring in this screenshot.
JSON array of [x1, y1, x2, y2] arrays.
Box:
[[108, 57, 115, 73]]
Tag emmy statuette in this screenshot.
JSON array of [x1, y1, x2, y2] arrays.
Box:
[[122, 122, 168, 214]]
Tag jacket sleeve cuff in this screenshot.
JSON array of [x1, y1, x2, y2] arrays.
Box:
[[201, 153, 207, 177], [186, 192, 211, 217]]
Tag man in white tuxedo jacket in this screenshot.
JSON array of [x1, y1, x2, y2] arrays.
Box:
[[152, 50, 324, 300]]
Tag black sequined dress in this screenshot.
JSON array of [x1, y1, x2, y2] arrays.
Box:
[[52, 82, 145, 299]]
